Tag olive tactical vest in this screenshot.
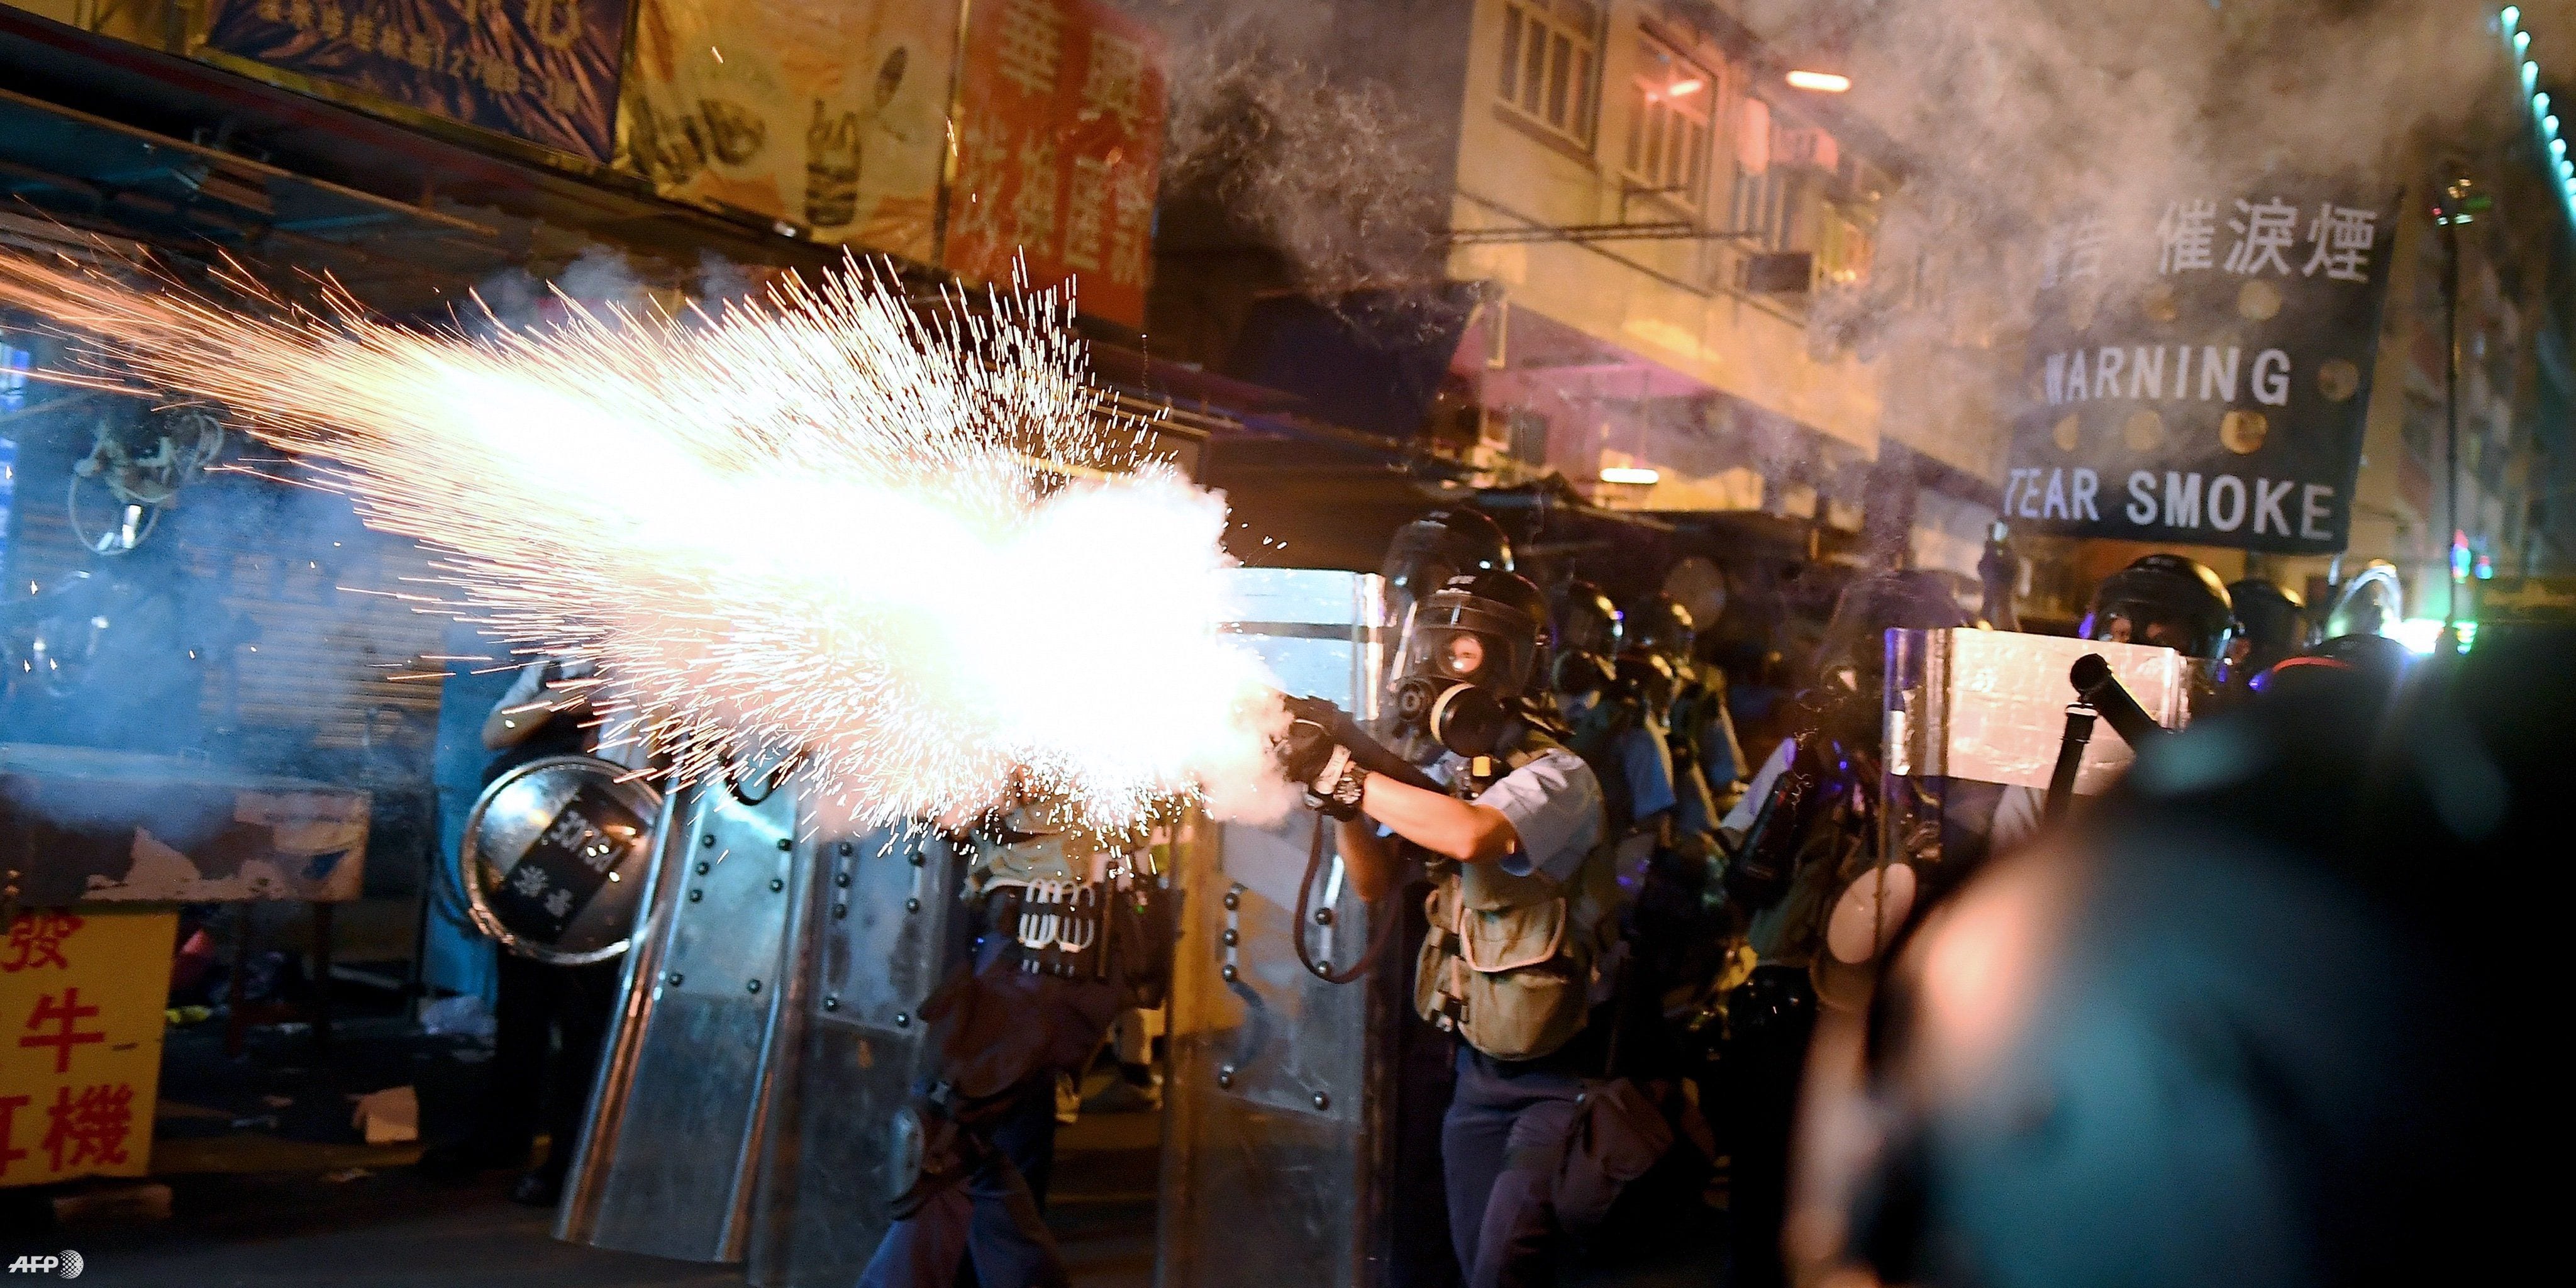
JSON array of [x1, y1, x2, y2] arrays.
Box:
[[1413, 736, 1619, 1062]]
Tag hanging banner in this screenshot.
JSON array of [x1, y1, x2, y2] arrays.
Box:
[[617, 0, 955, 262], [946, 0, 1165, 329], [2001, 179, 2401, 554], [200, 0, 630, 162]]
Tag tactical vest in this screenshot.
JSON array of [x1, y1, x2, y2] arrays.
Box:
[[1414, 736, 1620, 1063]]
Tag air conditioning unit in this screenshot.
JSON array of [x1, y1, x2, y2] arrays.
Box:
[[1743, 251, 1813, 294]]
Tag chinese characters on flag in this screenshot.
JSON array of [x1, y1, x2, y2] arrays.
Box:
[[945, 0, 1167, 330], [2005, 179, 2400, 555], [1, 911, 177, 1187]]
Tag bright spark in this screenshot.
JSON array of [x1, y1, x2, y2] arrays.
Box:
[[0, 248, 1285, 830]]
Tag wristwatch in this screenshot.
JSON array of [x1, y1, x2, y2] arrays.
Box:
[[1322, 760, 1368, 820]]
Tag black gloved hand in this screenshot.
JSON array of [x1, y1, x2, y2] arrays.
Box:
[[1274, 695, 1355, 786]]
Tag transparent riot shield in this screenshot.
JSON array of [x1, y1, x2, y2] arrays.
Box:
[[1834, 628, 2206, 1009], [746, 823, 967, 1287], [1158, 569, 1394, 1288], [557, 772, 809, 1262]]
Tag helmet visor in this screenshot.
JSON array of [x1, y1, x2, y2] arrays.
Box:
[[1399, 591, 1538, 694]]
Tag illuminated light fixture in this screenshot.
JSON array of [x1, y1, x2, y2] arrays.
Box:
[[2512, 14, 2575, 235], [1785, 70, 1852, 92], [1598, 466, 1662, 486], [2394, 617, 2477, 654], [1667, 77, 1706, 96]]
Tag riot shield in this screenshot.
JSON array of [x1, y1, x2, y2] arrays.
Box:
[[1834, 628, 2205, 1010], [556, 771, 809, 1262], [456, 754, 660, 964], [745, 823, 967, 1287], [1158, 569, 1395, 1288]]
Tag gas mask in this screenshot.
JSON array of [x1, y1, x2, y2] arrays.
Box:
[[1387, 574, 1543, 761]]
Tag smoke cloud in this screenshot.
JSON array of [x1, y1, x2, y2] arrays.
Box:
[[1152, 4, 1452, 300]]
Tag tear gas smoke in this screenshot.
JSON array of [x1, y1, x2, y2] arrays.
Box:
[[0, 248, 1290, 830], [1156, 5, 1450, 303]]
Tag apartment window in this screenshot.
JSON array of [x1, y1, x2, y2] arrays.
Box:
[[1498, 1, 1601, 146], [1504, 409, 1550, 465], [1730, 164, 1796, 250], [1623, 36, 1717, 209], [1818, 205, 1875, 287]]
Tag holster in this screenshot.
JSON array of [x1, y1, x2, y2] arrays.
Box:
[[1553, 1078, 1675, 1236]]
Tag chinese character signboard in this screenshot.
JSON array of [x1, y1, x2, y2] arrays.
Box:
[[2002, 180, 2402, 554], [201, 0, 631, 163], [1, 910, 177, 1187], [618, 0, 955, 261], [946, 0, 1165, 329]]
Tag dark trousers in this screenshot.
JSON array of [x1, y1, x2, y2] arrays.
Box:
[[860, 1080, 1066, 1288], [482, 953, 621, 1177], [1390, 879, 1463, 1288], [1443, 1048, 1586, 1288], [1714, 966, 1818, 1288]]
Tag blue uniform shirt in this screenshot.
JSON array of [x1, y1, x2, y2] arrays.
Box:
[[1417, 747, 1604, 886], [1619, 719, 1679, 824]]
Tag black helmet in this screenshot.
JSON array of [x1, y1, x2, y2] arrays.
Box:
[[1380, 508, 1514, 603], [1548, 580, 1623, 697], [2256, 631, 2414, 700], [1550, 580, 1622, 657], [2227, 579, 2308, 648], [1616, 649, 1679, 715], [2226, 577, 2311, 680], [1397, 570, 1548, 698], [2082, 554, 2235, 660], [1626, 593, 1697, 665], [1814, 570, 1974, 682]]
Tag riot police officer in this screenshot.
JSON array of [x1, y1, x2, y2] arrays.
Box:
[[1373, 507, 1519, 1288], [1549, 581, 1679, 862], [2226, 577, 2311, 686], [1626, 592, 1744, 831], [1714, 569, 1975, 1288], [1990, 553, 2237, 848], [419, 657, 645, 1206], [2078, 553, 2237, 659], [1277, 570, 1610, 1288], [1381, 506, 1516, 631], [858, 789, 1166, 1288]]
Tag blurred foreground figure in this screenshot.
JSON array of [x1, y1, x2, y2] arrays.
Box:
[[1799, 623, 2565, 1288]]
